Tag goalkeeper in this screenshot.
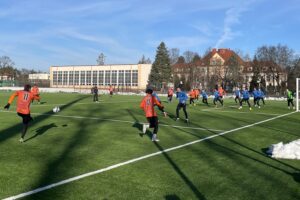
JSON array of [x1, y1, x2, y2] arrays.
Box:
[[287, 89, 295, 109]]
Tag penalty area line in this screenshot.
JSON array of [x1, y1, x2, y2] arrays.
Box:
[[0, 110, 224, 132], [2, 111, 297, 200]]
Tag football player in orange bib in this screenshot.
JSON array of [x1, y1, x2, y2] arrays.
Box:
[[140, 88, 167, 142], [4, 84, 37, 142], [31, 84, 41, 104]]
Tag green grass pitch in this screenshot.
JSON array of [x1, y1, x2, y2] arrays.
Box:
[[0, 91, 299, 200]]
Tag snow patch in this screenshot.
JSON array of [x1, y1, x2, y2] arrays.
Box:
[[267, 139, 300, 160]]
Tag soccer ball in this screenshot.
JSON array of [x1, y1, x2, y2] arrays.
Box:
[[53, 106, 60, 113]]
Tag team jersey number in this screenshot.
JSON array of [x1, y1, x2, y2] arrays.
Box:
[[23, 93, 29, 101]]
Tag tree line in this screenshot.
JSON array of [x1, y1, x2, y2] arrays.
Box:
[[148, 42, 300, 94]]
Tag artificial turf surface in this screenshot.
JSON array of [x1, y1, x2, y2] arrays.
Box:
[[0, 91, 299, 200]]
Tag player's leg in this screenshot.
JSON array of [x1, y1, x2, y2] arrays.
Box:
[[17, 113, 33, 142], [247, 99, 252, 110], [239, 99, 244, 109], [143, 118, 151, 134], [257, 98, 260, 108], [182, 103, 188, 122], [151, 116, 159, 141], [176, 103, 181, 120]]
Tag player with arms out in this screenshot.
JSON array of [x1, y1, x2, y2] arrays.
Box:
[[140, 88, 167, 142], [4, 84, 37, 142], [31, 84, 41, 104], [176, 88, 189, 122], [239, 87, 252, 110]]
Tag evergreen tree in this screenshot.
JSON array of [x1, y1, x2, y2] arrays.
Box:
[[149, 42, 171, 89]]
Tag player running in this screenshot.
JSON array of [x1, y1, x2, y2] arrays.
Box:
[[259, 88, 266, 105], [4, 84, 37, 143], [253, 88, 261, 108], [167, 87, 174, 103], [213, 88, 223, 107], [189, 89, 196, 106], [287, 89, 295, 109], [31, 84, 41, 104], [234, 87, 241, 104], [140, 88, 167, 142], [218, 86, 225, 103], [201, 89, 208, 105], [239, 88, 252, 110], [176, 88, 189, 122], [194, 88, 200, 101]]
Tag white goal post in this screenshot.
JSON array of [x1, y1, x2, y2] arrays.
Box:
[[297, 78, 299, 112]]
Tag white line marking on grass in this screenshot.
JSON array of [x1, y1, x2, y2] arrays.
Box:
[[3, 111, 297, 200], [10, 100, 140, 108], [202, 109, 281, 116], [0, 110, 224, 132]]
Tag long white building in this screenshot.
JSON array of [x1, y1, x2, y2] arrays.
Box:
[[50, 64, 152, 90]]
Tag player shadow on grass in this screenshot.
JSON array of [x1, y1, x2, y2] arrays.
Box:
[[24, 123, 58, 142], [152, 138, 207, 200], [126, 109, 144, 136], [0, 95, 90, 143], [165, 194, 181, 200]]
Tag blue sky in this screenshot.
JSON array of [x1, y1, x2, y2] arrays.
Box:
[[0, 0, 299, 72]]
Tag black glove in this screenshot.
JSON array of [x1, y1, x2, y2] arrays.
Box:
[[4, 103, 10, 110]]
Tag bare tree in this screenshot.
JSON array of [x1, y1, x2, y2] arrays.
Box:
[[138, 55, 151, 64], [169, 48, 180, 64], [183, 51, 196, 63], [0, 56, 15, 68], [255, 44, 295, 92]]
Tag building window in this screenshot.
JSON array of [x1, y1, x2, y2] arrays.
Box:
[[98, 71, 104, 85], [69, 71, 74, 85], [105, 70, 111, 85], [125, 70, 131, 86], [111, 70, 117, 85], [80, 71, 86, 85], [92, 71, 97, 86], [63, 71, 68, 85], [53, 71, 58, 85], [86, 71, 91, 85], [74, 71, 79, 85], [57, 71, 62, 85], [118, 70, 124, 86], [132, 70, 138, 86]]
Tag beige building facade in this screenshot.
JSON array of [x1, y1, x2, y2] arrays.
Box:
[[50, 64, 151, 90]]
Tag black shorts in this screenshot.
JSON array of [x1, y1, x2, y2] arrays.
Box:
[[17, 113, 33, 125], [110, 91, 113, 95], [147, 116, 158, 128]]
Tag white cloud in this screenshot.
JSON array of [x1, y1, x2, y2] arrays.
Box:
[[215, 0, 259, 48]]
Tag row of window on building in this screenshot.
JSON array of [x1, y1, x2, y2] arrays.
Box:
[[52, 70, 138, 86]]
